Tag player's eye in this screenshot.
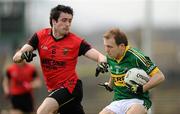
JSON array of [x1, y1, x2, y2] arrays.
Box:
[[60, 18, 72, 24], [61, 18, 67, 22]]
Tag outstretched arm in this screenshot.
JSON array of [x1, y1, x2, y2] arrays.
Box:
[[84, 48, 106, 63], [85, 48, 109, 77]]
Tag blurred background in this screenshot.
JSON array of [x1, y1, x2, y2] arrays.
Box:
[[0, 0, 180, 114]]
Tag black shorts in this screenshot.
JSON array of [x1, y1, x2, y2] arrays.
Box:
[[48, 80, 85, 114], [10, 92, 34, 113]]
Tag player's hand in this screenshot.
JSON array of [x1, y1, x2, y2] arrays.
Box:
[[23, 82, 32, 90], [4, 94, 11, 99], [126, 82, 143, 94], [3, 92, 10, 99], [21, 51, 36, 62], [98, 82, 113, 92], [13, 51, 24, 63], [95, 62, 108, 77]]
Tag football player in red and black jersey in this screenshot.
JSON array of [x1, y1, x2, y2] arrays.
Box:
[[2, 60, 41, 114], [13, 4, 107, 114]]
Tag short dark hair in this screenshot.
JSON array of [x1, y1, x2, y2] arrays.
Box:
[[103, 28, 128, 46], [49, 5, 73, 27]]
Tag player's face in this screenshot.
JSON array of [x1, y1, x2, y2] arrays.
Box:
[[103, 37, 124, 59], [52, 12, 73, 36]]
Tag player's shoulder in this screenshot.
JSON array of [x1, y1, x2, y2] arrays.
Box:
[[68, 32, 83, 41], [36, 28, 51, 36], [69, 32, 82, 38], [6, 63, 17, 71], [24, 63, 37, 72], [26, 63, 35, 68], [127, 47, 144, 56]]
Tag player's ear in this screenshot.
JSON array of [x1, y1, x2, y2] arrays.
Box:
[[52, 19, 57, 26], [118, 43, 125, 51], [119, 43, 125, 48]]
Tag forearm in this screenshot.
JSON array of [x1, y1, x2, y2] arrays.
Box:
[[2, 78, 10, 95], [31, 78, 42, 89], [20, 44, 34, 52], [143, 70, 165, 92], [13, 44, 34, 63], [85, 48, 106, 63]]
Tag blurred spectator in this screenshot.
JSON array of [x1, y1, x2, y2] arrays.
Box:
[[2, 60, 41, 114]]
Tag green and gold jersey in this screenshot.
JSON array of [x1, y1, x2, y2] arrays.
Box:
[[107, 46, 159, 109]]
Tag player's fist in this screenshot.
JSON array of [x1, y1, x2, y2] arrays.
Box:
[[95, 62, 108, 77], [21, 51, 36, 62], [126, 81, 143, 94], [13, 51, 24, 63]]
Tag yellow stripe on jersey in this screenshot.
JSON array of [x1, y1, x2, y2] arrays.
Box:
[[128, 49, 151, 67], [111, 73, 125, 77], [115, 46, 130, 63], [149, 67, 160, 77]]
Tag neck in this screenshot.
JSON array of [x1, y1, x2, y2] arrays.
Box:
[[52, 28, 64, 40], [116, 49, 125, 60], [17, 62, 25, 66], [53, 32, 64, 40], [116, 54, 122, 60]]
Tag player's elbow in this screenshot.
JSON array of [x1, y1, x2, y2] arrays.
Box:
[[160, 74, 165, 82], [158, 71, 165, 84]]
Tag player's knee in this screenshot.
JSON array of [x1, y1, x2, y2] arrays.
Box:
[[37, 106, 50, 114], [99, 108, 115, 114], [37, 105, 58, 114], [126, 104, 147, 114], [99, 111, 103, 114], [37, 107, 45, 114]]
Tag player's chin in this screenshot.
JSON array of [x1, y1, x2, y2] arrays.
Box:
[[108, 54, 114, 58], [61, 31, 69, 36], [64, 30, 69, 35]]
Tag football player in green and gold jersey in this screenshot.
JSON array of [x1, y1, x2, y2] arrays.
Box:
[[96, 28, 165, 114]]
